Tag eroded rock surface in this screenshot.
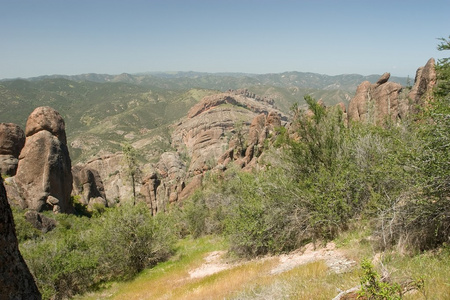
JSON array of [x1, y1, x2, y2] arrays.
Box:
[[0, 178, 41, 299]]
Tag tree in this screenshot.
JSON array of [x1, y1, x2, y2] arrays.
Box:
[[122, 142, 141, 205]]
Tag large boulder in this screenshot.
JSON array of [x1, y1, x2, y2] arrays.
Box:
[[0, 123, 25, 176], [15, 107, 73, 213], [0, 178, 41, 299]]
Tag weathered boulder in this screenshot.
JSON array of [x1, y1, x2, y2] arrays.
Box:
[[347, 81, 371, 122], [0, 178, 41, 299], [72, 165, 106, 206], [0, 123, 25, 176], [15, 107, 73, 213], [24, 210, 56, 233]]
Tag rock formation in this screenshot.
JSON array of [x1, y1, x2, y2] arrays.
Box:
[[72, 153, 133, 206], [72, 165, 107, 208], [172, 92, 286, 175], [347, 73, 403, 124], [14, 107, 73, 213], [138, 92, 286, 213], [0, 123, 25, 176], [0, 177, 41, 299], [347, 59, 436, 124], [408, 58, 437, 111]]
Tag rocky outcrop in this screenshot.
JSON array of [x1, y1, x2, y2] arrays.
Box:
[[347, 73, 403, 124], [0, 123, 25, 176], [14, 107, 73, 213], [408, 58, 436, 111], [72, 165, 107, 208], [172, 92, 286, 175], [348, 59, 436, 124], [0, 178, 41, 299], [138, 92, 287, 214]]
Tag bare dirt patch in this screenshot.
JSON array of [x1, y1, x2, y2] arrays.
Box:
[[271, 242, 356, 275]]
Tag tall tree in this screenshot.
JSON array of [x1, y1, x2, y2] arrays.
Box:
[[122, 143, 140, 205]]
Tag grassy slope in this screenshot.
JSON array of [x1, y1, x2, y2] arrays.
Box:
[[74, 233, 449, 300]]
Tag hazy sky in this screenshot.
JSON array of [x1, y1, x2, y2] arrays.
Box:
[[1, 0, 449, 79]]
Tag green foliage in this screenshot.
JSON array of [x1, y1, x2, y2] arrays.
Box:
[[192, 91, 448, 257], [358, 259, 402, 300], [381, 36, 450, 251], [20, 203, 177, 299], [122, 142, 141, 203]]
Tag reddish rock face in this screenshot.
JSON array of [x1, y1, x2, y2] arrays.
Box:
[[0, 123, 25, 176], [15, 107, 73, 213], [0, 178, 41, 299]]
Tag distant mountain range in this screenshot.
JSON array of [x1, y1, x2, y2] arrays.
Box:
[[3, 71, 409, 93]]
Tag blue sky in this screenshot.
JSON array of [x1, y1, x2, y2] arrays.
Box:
[[1, 0, 449, 79]]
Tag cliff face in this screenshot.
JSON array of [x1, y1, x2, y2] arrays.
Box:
[[0, 177, 41, 299]]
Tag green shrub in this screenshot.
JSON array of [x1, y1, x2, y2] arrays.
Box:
[[11, 207, 42, 242], [20, 203, 177, 299], [358, 259, 402, 300]]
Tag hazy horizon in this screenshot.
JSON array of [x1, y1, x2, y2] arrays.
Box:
[[1, 0, 449, 80]]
